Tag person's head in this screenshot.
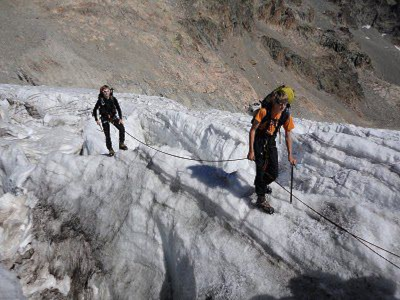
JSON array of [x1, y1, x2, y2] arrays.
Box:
[[272, 90, 288, 112], [100, 85, 112, 99]]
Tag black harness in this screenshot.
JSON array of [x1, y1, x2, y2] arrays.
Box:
[[255, 102, 290, 139], [98, 97, 118, 122]]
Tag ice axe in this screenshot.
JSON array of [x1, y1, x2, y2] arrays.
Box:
[[290, 163, 294, 204]]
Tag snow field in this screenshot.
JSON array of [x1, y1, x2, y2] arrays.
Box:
[[0, 84, 399, 299]]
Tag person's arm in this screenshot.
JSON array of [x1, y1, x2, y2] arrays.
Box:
[[247, 121, 259, 161], [93, 100, 100, 125], [113, 98, 123, 123], [285, 130, 297, 165]]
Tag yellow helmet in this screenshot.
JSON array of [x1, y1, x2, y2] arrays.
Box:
[[280, 86, 295, 104], [273, 85, 295, 104], [261, 85, 296, 107]]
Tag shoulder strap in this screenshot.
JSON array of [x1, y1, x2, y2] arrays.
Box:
[[279, 106, 290, 125], [258, 102, 272, 126], [255, 105, 273, 137], [257, 105, 291, 137], [272, 106, 291, 136]]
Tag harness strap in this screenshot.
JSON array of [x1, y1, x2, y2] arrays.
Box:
[[257, 107, 290, 138], [99, 97, 117, 119]]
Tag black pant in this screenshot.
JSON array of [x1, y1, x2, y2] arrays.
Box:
[[102, 118, 125, 150], [254, 135, 279, 196]]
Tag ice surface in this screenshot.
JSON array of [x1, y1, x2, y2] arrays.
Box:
[[0, 264, 26, 299], [0, 84, 399, 299]]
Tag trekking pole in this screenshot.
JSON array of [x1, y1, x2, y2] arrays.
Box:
[[98, 122, 103, 132], [290, 163, 294, 204]]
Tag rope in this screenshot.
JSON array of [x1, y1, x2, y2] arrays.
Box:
[[274, 180, 400, 269], [124, 127, 400, 268], [125, 131, 248, 163], [10, 97, 400, 270], [125, 127, 400, 267], [356, 237, 400, 270]]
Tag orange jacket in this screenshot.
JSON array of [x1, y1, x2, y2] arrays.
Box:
[[254, 108, 294, 136]]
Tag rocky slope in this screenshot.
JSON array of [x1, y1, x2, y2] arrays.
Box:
[[0, 0, 399, 128]]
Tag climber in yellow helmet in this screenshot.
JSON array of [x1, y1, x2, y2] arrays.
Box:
[[247, 86, 297, 214]]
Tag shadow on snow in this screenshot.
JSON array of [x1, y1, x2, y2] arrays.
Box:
[[187, 165, 253, 199], [251, 272, 397, 300]]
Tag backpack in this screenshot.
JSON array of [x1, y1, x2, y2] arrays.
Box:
[[260, 85, 295, 108], [251, 85, 295, 137]]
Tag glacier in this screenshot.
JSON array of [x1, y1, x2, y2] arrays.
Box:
[[0, 84, 399, 299]]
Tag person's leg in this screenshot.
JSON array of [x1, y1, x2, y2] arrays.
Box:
[[264, 143, 279, 185], [102, 121, 112, 150], [255, 138, 277, 214], [112, 120, 127, 149], [254, 137, 268, 197]]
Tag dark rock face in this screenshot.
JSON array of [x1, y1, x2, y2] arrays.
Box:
[[258, 0, 297, 29], [329, 0, 400, 44], [261, 35, 364, 109], [320, 30, 348, 53], [179, 17, 224, 50], [320, 30, 372, 68], [261, 36, 315, 77], [181, 0, 370, 110], [181, 0, 256, 48]]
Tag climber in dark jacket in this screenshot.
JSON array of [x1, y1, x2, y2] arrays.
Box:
[[93, 85, 128, 156]]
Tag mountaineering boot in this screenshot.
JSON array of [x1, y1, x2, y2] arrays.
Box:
[[256, 195, 274, 215], [108, 148, 115, 157], [119, 143, 128, 150], [256, 195, 266, 205]]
